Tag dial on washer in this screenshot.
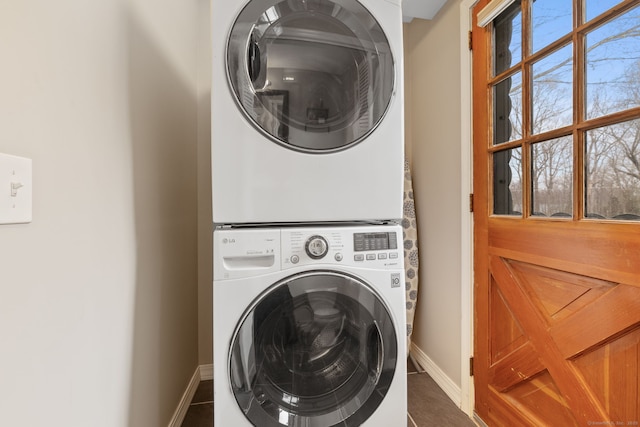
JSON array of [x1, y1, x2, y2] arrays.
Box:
[[305, 235, 329, 259]]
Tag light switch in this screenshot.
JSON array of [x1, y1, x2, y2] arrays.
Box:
[[0, 153, 32, 224]]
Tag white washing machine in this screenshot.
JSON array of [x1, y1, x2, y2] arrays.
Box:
[[211, 0, 404, 224], [213, 224, 407, 426]]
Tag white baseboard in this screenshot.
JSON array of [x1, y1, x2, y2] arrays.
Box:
[[200, 363, 213, 380], [410, 343, 462, 408], [168, 364, 214, 427]]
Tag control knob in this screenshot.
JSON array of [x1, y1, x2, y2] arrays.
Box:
[[305, 235, 329, 259]]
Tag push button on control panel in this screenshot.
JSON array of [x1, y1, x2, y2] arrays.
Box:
[[354, 252, 401, 262]]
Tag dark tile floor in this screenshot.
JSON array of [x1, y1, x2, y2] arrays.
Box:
[[181, 359, 475, 426]]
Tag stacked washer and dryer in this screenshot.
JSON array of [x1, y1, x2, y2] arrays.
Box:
[[212, 0, 407, 425]]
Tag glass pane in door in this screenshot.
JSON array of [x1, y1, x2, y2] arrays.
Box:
[[585, 0, 624, 23], [531, 136, 573, 217], [531, 0, 573, 53], [532, 44, 573, 135], [585, 4, 640, 120], [494, 72, 523, 145], [494, 147, 523, 215], [585, 119, 640, 220], [493, 0, 522, 75]]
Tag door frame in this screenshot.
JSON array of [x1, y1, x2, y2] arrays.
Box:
[[459, 0, 478, 417]]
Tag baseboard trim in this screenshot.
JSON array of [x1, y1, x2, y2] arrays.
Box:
[[199, 363, 213, 380], [410, 343, 462, 408], [168, 364, 214, 427]]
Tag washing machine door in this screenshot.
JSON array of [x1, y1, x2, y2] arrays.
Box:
[[229, 271, 398, 426], [227, 0, 395, 152]]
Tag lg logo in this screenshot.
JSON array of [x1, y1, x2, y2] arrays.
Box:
[[222, 238, 236, 244]]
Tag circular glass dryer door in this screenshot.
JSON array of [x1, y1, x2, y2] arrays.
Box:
[[229, 271, 398, 426], [227, 0, 395, 152]]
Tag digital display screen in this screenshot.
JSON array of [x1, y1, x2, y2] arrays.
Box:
[[353, 232, 398, 252]]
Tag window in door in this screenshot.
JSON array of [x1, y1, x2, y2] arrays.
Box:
[[491, 0, 640, 221]]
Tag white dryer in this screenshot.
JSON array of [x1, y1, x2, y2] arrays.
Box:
[[212, 0, 404, 224], [213, 224, 407, 426]]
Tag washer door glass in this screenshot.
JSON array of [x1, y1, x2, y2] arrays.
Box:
[[227, 0, 395, 152], [229, 272, 398, 426]]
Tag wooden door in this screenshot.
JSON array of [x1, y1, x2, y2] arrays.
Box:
[[472, 0, 640, 425]]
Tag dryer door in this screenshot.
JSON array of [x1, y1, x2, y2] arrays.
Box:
[[227, 0, 394, 152], [229, 271, 398, 426]]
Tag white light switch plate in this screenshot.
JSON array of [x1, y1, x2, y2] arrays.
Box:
[[0, 153, 32, 224]]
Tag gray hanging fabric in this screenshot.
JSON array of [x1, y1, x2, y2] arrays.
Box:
[[403, 159, 419, 354]]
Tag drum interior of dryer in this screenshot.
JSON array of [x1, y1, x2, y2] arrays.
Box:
[[229, 272, 398, 426], [227, 0, 395, 152]]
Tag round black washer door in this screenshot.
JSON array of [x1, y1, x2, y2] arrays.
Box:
[[227, 0, 395, 153], [229, 271, 398, 426]]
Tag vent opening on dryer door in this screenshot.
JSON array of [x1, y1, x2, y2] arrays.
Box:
[[226, 0, 395, 153], [223, 255, 275, 270]]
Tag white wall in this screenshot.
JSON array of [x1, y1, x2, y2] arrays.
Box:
[[0, 0, 200, 425], [405, 0, 465, 387]]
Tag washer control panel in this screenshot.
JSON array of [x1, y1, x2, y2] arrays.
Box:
[[281, 225, 402, 270]]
